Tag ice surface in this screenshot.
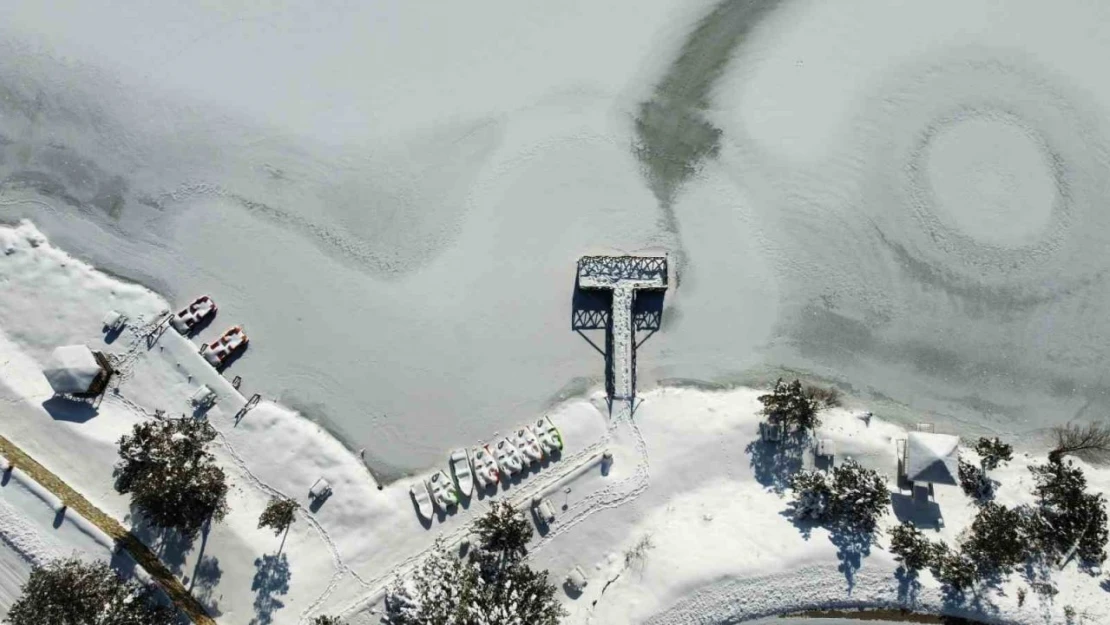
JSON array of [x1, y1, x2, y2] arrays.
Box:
[[3, 0, 1110, 481]]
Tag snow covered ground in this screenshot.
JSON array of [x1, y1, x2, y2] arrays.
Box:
[[0, 461, 136, 618]]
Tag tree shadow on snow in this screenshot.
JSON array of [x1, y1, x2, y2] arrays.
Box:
[[191, 555, 223, 614], [895, 567, 922, 607], [129, 512, 196, 576], [828, 526, 873, 593], [251, 552, 291, 625], [746, 431, 808, 493]]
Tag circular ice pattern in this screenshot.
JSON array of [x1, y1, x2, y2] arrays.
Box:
[[921, 114, 1057, 247]]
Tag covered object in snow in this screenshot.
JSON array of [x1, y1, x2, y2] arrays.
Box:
[[902, 432, 959, 486], [41, 345, 112, 396]]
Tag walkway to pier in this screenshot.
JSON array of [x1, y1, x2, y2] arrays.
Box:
[[575, 255, 668, 406]]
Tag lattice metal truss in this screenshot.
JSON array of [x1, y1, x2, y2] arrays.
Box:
[[577, 256, 668, 286]]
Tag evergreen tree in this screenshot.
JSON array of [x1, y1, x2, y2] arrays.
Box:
[[973, 437, 1013, 471], [311, 618, 345, 625], [958, 459, 994, 502], [888, 521, 936, 572], [1029, 459, 1109, 565], [930, 545, 977, 593], [114, 418, 228, 539], [385, 536, 565, 625], [5, 557, 175, 625], [828, 460, 889, 534], [474, 501, 533, 561], [788, 470, 832, 521], [258, 497, 299, 536], [962, 502, 1026, 574], [788, 460, 889, 534], [758, 378, 820, 432]]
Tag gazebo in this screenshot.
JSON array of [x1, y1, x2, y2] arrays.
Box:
[[41, 345, 113, 397], [900, 431, 960, 487]]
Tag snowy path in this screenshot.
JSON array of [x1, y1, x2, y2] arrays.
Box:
[[0, 435, 215, 624]]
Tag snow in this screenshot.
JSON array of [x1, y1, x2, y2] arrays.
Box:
[[0, 465, 141, 618]]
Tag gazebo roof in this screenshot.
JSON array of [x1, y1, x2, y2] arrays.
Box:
[[905, 431, 960, 485], [42, 345, 103, 394]]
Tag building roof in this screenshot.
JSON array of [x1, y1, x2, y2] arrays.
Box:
[[904, 431, 960, 485], [42, 345, 103, 394]]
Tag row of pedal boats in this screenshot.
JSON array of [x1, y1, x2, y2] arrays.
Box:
[[410, 416, 564, 520]]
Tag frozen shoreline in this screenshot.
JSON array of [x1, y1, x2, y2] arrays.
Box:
[[0, 220, 1106, 625]]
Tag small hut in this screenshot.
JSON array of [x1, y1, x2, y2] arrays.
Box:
[[900, 431, 960, 488], [42, 345, 113, 398]]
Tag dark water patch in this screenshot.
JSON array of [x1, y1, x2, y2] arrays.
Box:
[[634, 0, 783, 229]]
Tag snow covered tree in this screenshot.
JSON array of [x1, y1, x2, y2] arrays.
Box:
[[788, 469, 832, 521], [930, 545, 977, 593], [828, 460, 889, 534], [1029, 459, 1109, 566], [888, 521, 936, 572], [5, 557, 175, 625], [962, 502, 1026, 574], [788, 460, 888, 534], [973, 437, 1013, 472], [258, 496, 299, 536], [385, 544, 476, 625], [114, 417, 229, 539], [474, 501, 533, 561], [311, 615, 345, 625], [384, 539, 564, 625], [759, 378, 820, 432], [958, 459, 994, 502], [472, 559, 563, 625]]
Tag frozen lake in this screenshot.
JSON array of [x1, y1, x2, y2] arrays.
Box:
[[4, 0, 1110, 478]]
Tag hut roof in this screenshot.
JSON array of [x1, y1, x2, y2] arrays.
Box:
[[42, 345, 103, 394], [905, 431, 960, 485]]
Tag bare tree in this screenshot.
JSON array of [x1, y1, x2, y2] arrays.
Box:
[[1050, 422, 1110, 464]]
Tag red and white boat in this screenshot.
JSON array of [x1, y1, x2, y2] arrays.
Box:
[[514, 426, 544, 463], [472, 446, 500, 488], [200, 326, 248, 367], [493, 438, 524, 476], [170, 296, 217, 333]]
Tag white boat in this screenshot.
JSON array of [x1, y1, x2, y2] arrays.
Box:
[[170, 295, 217, 333], [514, 426, 544, 463], [449, 448, 474, 497], [410, 482, 434, 520], [493, 438, 524, 476], [426, 471, 459, 510], [472, 446, 500, 488], [536, 416, 564, 453]]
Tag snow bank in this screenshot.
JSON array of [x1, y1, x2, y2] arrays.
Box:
[[0, 466, 128, 615]]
